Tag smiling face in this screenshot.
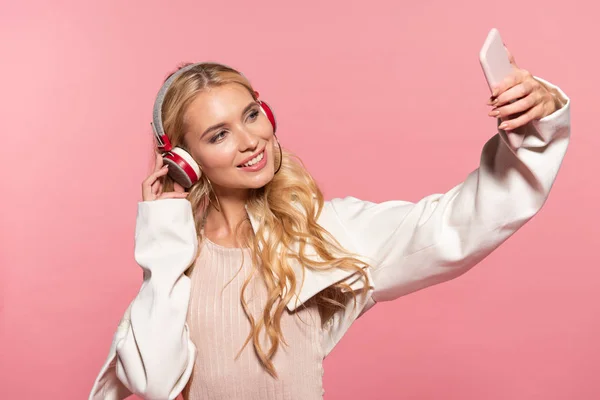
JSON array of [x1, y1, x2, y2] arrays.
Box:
[[182, 83, 276, 196]]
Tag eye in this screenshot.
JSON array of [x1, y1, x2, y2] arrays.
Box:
[[209, 130, 227, 143], [248, 109, 260, 121]]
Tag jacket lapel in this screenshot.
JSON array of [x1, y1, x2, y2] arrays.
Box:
[[245, 202, 371, 312]]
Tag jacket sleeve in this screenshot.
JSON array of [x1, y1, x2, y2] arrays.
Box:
[[89, 199, 198, 400], [329, 78, 571, 303]]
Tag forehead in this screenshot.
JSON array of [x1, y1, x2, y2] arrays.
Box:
[[184, 83, 254, 132]]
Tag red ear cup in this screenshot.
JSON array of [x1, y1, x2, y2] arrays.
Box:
[[162, 147, 201, 189], [258, 100, 277, 134]]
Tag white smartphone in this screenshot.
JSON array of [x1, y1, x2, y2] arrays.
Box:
[[479, 28, 513, 92]]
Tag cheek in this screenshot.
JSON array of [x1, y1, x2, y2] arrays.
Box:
[[261, 119, 275, 140], [265, 139, 278, 170], [194, 143, 238, 170]]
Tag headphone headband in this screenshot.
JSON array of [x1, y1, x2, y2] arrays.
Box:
[[151, 63, 201, 152]]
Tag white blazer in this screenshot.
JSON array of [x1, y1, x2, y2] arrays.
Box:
[[89, 78, 570, 400]]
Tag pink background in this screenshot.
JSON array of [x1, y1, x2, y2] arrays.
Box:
[[1, 0, 598, 399]]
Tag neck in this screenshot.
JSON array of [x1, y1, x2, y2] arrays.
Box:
[[203, 187, 252, 244]]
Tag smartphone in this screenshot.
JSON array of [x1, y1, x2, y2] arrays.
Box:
[[479, 28, 513, 92], [480, 28, 523, 146]]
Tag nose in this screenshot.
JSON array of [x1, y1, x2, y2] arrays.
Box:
[[237, 126, 259, 152]]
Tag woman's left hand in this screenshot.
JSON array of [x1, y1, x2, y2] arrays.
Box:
[[486, 47, 560, 131]]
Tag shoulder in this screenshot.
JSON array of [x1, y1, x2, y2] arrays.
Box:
[[326, 196, 371, 213], [325, 196, 414, 223], [318, 197, 383, 252]]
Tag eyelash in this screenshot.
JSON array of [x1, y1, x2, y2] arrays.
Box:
[[209, 109, 260, 143]]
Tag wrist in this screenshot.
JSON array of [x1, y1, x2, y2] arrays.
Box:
[[537, 79, 567, 112], [550, 86, 567, 110]]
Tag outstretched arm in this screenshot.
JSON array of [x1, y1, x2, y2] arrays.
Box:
[[331, 66, 570, 303]]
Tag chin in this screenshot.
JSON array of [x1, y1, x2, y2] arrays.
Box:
[[244, 166, 275, 189]]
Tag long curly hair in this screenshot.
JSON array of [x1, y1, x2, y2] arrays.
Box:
[[156, 62, 371, 377]]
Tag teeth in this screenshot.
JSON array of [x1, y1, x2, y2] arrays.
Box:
[[242, 151, 264, 167]]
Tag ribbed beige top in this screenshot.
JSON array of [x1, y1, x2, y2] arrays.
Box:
[[182, 238, 326, 400]]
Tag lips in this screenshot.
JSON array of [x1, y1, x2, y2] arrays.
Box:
[[237, 148, 265, 167]]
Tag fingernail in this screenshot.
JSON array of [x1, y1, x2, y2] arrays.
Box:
[[489, 110, 500, 117], [498, 122, 508, 129], [162, 165, 168, 169]]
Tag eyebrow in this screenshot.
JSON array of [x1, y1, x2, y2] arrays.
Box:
[[200, 101, 258, 139]]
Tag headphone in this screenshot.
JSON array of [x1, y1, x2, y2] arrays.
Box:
[[150, 62, 278, 188]]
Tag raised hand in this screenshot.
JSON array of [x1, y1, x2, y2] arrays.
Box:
[[142, 153, 189, 201], [487, 46, 562, 131]]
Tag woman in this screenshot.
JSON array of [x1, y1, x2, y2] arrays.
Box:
[[89, 54, 570, 399]]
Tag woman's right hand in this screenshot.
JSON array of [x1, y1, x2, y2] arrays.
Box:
[[142, 153, 189, 201]]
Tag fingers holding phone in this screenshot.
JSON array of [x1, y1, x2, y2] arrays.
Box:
[[480, 29, 558, 132], [487, 62, 557, 131]]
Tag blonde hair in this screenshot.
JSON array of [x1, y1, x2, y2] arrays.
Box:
[[157, 62, 371, 377]]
